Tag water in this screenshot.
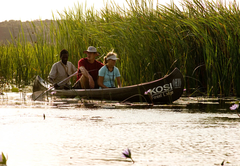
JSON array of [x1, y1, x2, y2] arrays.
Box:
[[0, 93, 240, 166]]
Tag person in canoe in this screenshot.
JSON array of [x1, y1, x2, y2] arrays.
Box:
[[98, 51, 121, 89], [48, 49, 77, 89], [73, 46, 104, 89]]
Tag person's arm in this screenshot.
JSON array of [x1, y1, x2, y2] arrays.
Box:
[[115, 67, 121, 88], [116, 77, 121, 88], [48, 63, 57, 83], [79, 66, 89, 77], [78, 59, 92, 78], [77, 59, 87, 80], [77, 60, 81, 80], [98, 66, 108, 88], [98, 76, 108, 89], [71, 63, 77, 73]]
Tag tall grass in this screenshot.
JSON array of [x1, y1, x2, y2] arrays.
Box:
[[0, 0, 240, 96]]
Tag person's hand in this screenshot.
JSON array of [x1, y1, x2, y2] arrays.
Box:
[[80, 66, 89, 77], [54, 83, 60, 88]]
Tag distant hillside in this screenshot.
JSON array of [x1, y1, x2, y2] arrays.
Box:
[[0, 20, 52, 44]]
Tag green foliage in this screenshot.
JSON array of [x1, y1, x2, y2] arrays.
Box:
[[0, 0, 240, 96], [11, 86, 19, 92], [0, 152, 7, 164]]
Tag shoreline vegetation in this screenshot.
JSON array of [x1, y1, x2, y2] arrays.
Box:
[[0, 0, 240, 97]]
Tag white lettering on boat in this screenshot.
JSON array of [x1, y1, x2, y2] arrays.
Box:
[[146, 83, 174, 99], [145, 78, 182, 99], [151, 83, 173, 95], [152, 91, 174, 99]]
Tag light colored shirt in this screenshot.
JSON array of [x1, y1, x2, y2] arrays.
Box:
[[48, 61, 77, 87], [98, 65, 121, 88]]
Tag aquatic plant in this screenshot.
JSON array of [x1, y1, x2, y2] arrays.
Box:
[[229, 102, 240, 117], [144, 89, 154, 104], [51, 91, 56, 95], [122, 148, 134, 163], [230, 103, 239, 110], [144, 89, 151, 95], [0, 152, 7, 165], [221, 160, 225, 166]]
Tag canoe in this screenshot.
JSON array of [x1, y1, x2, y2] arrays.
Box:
[[33, 68, 184, 104]]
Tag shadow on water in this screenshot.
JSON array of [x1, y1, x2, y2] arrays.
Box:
[[180, 97, 239, 113], [208, 116, 240, 122], [199, 116, 240, 127], [176, 97, 240, 123]]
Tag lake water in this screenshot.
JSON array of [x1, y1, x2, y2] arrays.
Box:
[[0, 93, 240, 166]]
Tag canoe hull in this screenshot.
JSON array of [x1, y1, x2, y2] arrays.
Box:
[[52, 68, 184, 104]]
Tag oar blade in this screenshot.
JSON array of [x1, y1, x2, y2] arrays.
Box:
[[32, 91, 45, 101]]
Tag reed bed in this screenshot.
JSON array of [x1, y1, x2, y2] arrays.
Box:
[[0, 0, 240, 96]]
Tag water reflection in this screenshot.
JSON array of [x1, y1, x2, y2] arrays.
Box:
[[0, 93, 240, 166]]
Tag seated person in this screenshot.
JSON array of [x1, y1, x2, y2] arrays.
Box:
[[98, 51, 121, 88], [74, 46, 103, 89], [48, 49, 77, 89]]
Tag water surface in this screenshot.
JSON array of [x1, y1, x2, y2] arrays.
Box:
[[0, 93, 240, 166]]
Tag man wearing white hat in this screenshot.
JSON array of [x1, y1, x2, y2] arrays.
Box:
[[74, 46, 103, 89]]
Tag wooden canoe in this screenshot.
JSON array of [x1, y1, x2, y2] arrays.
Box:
[[33, 68, 184, 104]]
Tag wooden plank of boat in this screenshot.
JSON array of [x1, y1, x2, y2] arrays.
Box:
[[33, 68, 184, 104]]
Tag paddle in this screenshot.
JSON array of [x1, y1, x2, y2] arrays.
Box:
[[33, 68, 99, 101], [33, 71, 78, 101]]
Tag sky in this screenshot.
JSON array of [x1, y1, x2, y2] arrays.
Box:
[[1, 0, 239, 22], [0, 0, 179, 22]]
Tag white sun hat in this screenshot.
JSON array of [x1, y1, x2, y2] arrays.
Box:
[[107, 54, 119, 60]]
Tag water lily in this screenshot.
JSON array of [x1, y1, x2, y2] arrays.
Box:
[[230, 102, 240, 118], [230, 103, 239, 110], [51, 91, 56, 95], [122, 148, 134, 163], [144, 89, 151, 95]]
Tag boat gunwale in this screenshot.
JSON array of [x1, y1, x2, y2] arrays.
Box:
[[53, 67, 181, 93]]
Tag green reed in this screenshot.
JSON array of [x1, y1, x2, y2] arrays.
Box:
[[0, 0, 240, 96]]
